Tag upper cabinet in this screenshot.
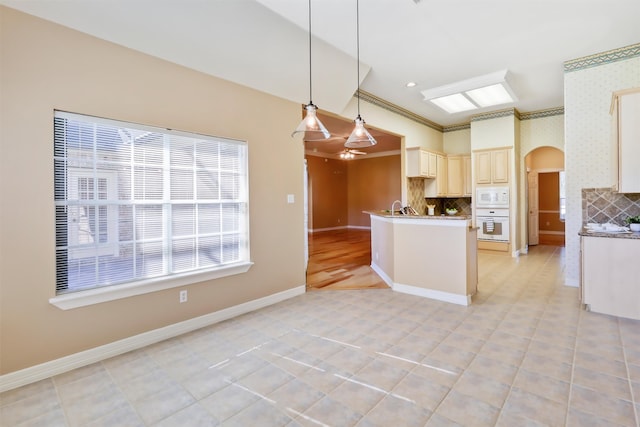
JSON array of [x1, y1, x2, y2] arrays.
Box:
[[406, 147, 437, 178], [425, 154, 472, 198], [611, 88, 640, 193], [463, 155, 472, 197], [475, 148, 510, 184], [435, 154, 448, 196], [446, 156, 464, 197]]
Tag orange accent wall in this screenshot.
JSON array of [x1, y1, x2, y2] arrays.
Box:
[[305, 155, 401, 230], [306, 156, 348, 229], [539, 172, 565, 232], [348, 155, 401, 227]]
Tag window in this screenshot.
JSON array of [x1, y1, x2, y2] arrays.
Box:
[[54, 111, 250, 302]]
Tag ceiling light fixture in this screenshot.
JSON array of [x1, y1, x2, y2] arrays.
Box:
[[291, 0, 330, 140], [405, 82, 417, 88], [421, 70, 517, 114], [345, 0, 377, 149]]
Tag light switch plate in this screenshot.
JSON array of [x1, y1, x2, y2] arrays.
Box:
[[287, 194, 295, 204]]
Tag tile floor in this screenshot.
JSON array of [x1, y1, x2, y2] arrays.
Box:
[[2, 245, 640, 426]]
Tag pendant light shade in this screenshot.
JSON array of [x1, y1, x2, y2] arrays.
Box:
[[345, 115, 376, 148], [291, 0, 330, 140], [292, 103, 330, 140], [346, 0, 377, 148]]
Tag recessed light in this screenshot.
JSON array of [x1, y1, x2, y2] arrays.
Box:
[[405, 82, 417, 88]]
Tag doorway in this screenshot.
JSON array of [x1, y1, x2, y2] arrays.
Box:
[[525, 147, 565, 247]]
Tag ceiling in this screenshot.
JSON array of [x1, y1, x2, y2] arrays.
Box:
[[3, 0, 640, 155]]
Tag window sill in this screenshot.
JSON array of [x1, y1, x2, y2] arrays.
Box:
[[49, 262, 254, 310]]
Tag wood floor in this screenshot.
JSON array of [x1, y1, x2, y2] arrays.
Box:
[[306, 228, 389, 291]]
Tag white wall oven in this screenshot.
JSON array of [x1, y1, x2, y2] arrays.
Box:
[[476, 208, 510, 241]]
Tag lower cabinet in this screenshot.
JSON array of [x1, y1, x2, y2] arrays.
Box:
[[581, 235, 640, 320]]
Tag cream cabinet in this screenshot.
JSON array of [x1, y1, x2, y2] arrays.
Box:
[[475, 149, 509, 184], [424, 154, 448, 197], [463, 155, 472, 197], [582, 235, 640, 320], [446, 156, 463, 197], [425, 154, 471, 198], [406, 147, 437, 178], [611, 88, 640, 193]]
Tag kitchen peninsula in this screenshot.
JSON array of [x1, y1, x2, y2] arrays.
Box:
[[366, 211, 478, 305]]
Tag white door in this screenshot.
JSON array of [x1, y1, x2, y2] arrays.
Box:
[[528, 171, 539, 245]]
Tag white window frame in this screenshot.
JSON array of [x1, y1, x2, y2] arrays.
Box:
[[51, 111, 252, 310]]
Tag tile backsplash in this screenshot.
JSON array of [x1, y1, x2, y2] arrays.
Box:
[[407, 177, 472, 216], [582, 188, 640, 225]]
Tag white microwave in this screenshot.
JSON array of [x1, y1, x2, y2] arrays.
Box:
[[476, 187, 509, 208]]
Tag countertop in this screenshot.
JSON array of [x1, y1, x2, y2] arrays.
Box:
[[365, 210, 471, 220], [579, 227, 640, 240]]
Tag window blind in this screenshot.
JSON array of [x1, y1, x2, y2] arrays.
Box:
[[54, 111, 249, 294]]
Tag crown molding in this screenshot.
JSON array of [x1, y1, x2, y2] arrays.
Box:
[[520, 107, 564, 120], [358, 90, 443, 132], [564, 42, 640, 73]]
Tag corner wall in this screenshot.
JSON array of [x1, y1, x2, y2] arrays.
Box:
[[564, 43, 640, 286], [0, 7, 306, 375]]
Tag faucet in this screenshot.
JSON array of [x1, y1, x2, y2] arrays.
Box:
[[391, 200, 403, 216]]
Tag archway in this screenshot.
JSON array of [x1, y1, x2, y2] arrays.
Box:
[[525, 147, 565, 246]]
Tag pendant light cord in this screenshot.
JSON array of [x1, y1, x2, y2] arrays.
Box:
[[356, 0, 361, 117], [308, 0, 313, 104]]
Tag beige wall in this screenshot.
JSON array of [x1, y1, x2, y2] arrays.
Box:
[[0, 7, 307, 374], [470, 114, 517, 151], [443, 128, 471, 154]]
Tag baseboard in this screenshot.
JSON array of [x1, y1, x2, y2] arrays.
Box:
[[0, 285, 306, 393], [371, 263, 471, 305], [348, 225, 371, 230], [393, 283, 472, 306], [370, 263, 394, 287], [309, 225, 371, 232], [309, 226, 347, 233]]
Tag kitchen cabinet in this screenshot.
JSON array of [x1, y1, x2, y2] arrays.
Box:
[[436, 154, 447, 196], [581, 235, 640, 320], [406, 147, 437, 178], [447, 156, 463, 197], [425, 154, 471, 198], [611, 88, 640, 193], [463, 155, 472, 197], [425, 153, 447, 197], [475, 149, 509, 184]]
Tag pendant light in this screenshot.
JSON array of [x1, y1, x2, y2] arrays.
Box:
[[345, 0, 377, 148], [291, 0, 330, 140]]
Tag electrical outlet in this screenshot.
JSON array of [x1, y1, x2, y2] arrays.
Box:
[[179, 290, 188, 303]]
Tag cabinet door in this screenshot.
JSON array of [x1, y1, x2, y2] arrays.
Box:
[[618, 91, 640, 193], [436, 154, 447, 196], [447, 156, 463, 197], [475, 152, 492, 184], [582, 236, 640, 319], [492, 149, 509, 183], [463, 155, 472, 196], [419, 151, 430, 176], [427, 151, 437, 178]]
